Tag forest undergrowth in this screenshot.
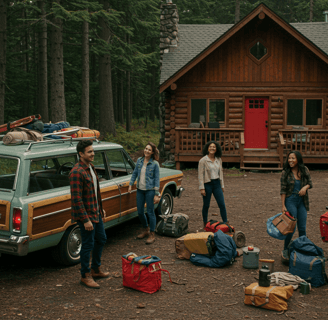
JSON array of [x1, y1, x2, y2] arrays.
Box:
[[103, 119, 160, 153]]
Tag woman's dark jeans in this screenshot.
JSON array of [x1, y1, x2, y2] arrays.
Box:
[[77, 217, 107, 277], [202, 179, 227, 224], [284, 193, 307, 249], [137, 189, 156, 232]]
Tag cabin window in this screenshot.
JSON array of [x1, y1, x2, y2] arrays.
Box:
[[250, 41, 267, 60], [287, 99, 322, 127], [191, 99, 206, 124], [190, 98, 225, 127]]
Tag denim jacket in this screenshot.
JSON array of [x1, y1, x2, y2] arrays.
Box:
[[129, 157, 160, 195]]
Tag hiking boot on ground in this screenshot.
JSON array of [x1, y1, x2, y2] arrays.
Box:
[[146, 232, 155, 244], [91, 266, 110, 279], [281, 249, 289, 265], [80, 273, 100, 289], [137, 227, 150, 239]]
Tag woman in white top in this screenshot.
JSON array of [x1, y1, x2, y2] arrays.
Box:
[[198, 141, 227, 228]]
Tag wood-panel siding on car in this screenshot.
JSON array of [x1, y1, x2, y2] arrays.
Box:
[[30, 185, 121, 236], [0, 201, 10, 231]]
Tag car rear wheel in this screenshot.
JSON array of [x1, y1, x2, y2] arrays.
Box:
[[51, 224, 81, 266], [156, 189, 174, 217]]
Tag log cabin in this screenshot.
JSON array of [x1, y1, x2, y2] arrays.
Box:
[[159, 1, 328, 170]]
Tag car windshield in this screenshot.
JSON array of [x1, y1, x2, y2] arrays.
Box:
[[0, 156, 19, 190]]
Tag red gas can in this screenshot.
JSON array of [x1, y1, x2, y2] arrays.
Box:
[[320, 212, 328, 242]]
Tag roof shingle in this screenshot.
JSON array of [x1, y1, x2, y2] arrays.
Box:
[[160, 22, 328, 85]]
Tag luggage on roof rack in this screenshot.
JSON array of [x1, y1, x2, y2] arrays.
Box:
[[0, 115, 42, 133]]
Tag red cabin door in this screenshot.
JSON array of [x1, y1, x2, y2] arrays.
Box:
[[244, 98, 269, 149]]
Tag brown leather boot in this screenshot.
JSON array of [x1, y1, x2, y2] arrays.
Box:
[[80, 273, 100, 289], [91, 266, 110, 279], [137, 227, 150, 239], [146, 232, 155, 244]]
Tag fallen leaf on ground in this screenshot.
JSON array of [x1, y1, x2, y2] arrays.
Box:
[[137, 303, 146, 309]]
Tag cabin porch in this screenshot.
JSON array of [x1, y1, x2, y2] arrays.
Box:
[[174, 128, 328, 170]]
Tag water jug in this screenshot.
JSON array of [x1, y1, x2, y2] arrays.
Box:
[[242, 246, 260, 269], [259, 265, 271, 287]]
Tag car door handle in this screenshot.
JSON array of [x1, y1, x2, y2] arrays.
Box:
[[118, 183, 125, 187]]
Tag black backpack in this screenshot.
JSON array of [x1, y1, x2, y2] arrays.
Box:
[[155, 213, 189, 237]]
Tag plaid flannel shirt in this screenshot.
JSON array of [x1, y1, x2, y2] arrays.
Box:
[[280, 166, 313, 211], [69, 160, 104, 223]]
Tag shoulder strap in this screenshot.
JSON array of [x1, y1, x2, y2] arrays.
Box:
[[250, 285, 276, 308]]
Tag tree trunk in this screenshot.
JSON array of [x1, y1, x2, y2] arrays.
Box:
[[119, 71, 124, 124], [90, 52, 96, 129], [38, 0, 48, 122], [113, 69, 118, 122], [50, 0, 66, 122], [80, 18, 89, 127], [309, 0, 313, 22], [0, 0, 7, 125], [98, 0, 116, 136], [235, 0, 240, 24], [21, 9, 29, 117], [126, 70, 131, 132]]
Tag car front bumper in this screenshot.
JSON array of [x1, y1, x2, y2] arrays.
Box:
[[0, 235, 29, 256], [176, 187, 184, 198]]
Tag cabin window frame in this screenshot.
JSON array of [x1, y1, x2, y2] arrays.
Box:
[[285, 97, 324, 128], [247, 38, 271, 65], [188, 97, 228, 128]]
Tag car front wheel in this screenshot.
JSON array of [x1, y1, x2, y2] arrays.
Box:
[[156, 189, 174, 217], [51, 224, 82, 266]]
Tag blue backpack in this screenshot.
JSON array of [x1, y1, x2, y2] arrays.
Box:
[[289, 236, 327, 287], [190, 230, 237, 268]]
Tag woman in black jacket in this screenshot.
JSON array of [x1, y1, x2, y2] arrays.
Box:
[[280, 150, 313, 262]]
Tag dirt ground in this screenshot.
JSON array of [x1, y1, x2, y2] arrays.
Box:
[[1, 166, 328, 320]]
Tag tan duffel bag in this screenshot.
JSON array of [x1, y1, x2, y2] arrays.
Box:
[[3, 127, 43, 145]]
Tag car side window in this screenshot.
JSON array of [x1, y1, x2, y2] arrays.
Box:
[[93, 152, 110, 181], [28, 155, 77, 194], [122, 151, 134, 174], [106, 150, 131, 178]]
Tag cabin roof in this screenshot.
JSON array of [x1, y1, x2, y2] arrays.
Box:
[[160, 6, 328, 90]]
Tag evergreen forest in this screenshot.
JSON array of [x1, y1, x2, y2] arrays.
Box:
[[0, 0, 327, 137]]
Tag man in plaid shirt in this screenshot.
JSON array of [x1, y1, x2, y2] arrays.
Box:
[[69, 140, 109, 289]]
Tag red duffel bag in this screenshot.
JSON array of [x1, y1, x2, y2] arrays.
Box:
[[320, 212, 328, 242], [204, 220, 235, 234], [122, 253, 172, 294]]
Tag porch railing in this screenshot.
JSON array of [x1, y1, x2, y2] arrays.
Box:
[[278, 129, 328, 156], [175, 128, 244, 155]]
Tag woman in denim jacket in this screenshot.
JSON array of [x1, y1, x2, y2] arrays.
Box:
[[128, 142, 161, 244], [280, 150, 313, 263]]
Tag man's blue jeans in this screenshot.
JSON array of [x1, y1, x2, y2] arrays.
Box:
[[77, 217, 107, 277], [137, 189, 156, 232], [284, 194, 307, 249], [202, 179, 227, 224]]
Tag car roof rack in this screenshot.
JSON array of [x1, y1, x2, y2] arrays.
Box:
[[24, 135, 101, 152]]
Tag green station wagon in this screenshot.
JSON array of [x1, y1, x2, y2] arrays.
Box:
[[0, 139, 184, 265]]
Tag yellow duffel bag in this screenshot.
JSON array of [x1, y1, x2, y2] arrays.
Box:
[[175, 232, 213, 259], [244, 283, 293, 311]]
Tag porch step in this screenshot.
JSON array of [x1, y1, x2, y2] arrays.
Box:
[[240, 166, 283, 171], [243, 160, 281, 164]]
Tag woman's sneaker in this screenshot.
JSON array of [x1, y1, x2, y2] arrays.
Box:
[[281, 249, 289, 265]]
